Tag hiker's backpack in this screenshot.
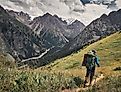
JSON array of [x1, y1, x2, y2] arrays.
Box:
[[82, 54, 96, 68], [82, 54, 88, 66]]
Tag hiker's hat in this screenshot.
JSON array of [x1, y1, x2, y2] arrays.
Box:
[[87, 50, 94, 56], [92, 49, 96, 54]]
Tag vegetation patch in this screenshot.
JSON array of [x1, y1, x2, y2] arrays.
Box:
[[90, 76, 121, 92], [0, 55, 84, 92], [64, 61, 80, 70], [0, 70, 84, 92]]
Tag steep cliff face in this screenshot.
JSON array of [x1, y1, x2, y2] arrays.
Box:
[[0, 6, 44, 61]]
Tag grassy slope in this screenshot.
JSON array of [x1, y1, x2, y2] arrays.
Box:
[[41, 32, 121, 78], [0, 54, 81, 92], [0, 32, 121, 92]]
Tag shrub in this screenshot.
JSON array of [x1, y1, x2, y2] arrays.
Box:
[[90, 76, 121, 92], [0, 70, 84, 92]]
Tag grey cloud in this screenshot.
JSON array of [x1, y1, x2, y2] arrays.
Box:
[[9, 0, 29, 9], [0, 0, 120, 25]]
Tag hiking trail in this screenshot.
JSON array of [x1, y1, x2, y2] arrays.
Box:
[[61, 74, 105, 92]]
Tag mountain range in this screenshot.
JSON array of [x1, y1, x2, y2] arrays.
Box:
[[0, 5, 85, 67], [35, 9, 121, 67], [0, 5, 121, 68]]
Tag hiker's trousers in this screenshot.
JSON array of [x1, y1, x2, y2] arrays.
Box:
[[85, 66, 95, 78]]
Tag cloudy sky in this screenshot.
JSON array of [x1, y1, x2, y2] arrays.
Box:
[[0, 0, 121, 25]]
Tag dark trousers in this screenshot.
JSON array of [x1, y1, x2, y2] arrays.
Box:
[[85, 66, 95, 78], [84, 66, 95, 86]]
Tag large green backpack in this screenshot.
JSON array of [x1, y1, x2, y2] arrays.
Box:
[[86, 54, 96, 68]]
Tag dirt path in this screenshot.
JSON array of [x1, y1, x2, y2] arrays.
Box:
[[62, 74, 104, 92], [76, 74, 104, 92]]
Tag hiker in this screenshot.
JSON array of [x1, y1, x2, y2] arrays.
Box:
[[82, 50, 100, 87]]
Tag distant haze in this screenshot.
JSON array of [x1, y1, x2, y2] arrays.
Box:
[[0, 0, 121, 25]]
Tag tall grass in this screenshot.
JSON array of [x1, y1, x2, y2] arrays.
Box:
[[0, 53, 84, 92], [0, 69, 84, 92], [89, 75, 121, 92]]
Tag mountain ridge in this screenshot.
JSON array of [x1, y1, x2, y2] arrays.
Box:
[[0, 5, 85, 67], [7, 10, 31, 26], [0, 5, 121, 68]]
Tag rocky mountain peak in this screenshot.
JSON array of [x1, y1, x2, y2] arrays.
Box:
[[7, 10, 31, 25], [41, 13, 62, 26], [8, 10, 31, 19], [70, 20, 85, 27], [32, 13, 54, 22], [0, 5, 4, 10], [100, 14, 108, 19], [32, 13, 57, 25], [43, 13, 53, 18], [0, 5, 7, 14], [53, 15, 67, 24]]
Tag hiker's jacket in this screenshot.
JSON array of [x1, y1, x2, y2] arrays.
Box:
[[86, 55, 100, 69]]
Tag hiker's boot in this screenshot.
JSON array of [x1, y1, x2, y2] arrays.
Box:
[[83, 80, 88, 88], [83, 77, 88, 88], [83, 82, 86, 88]]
